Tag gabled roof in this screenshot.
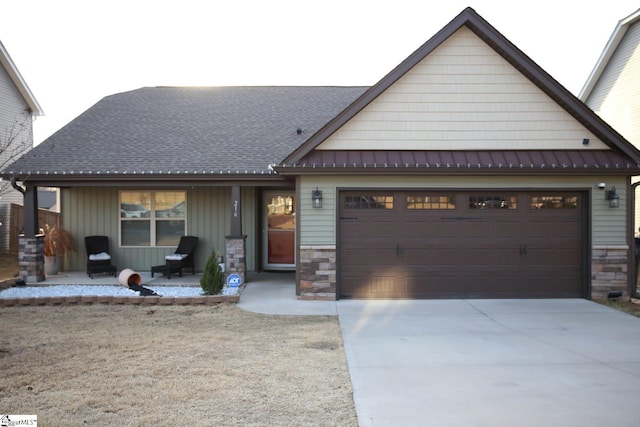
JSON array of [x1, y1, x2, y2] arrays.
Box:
[[579, 8, 640, 101], [3, 86, 366, 185], [0, 41, 44, 116], [279, 7, 640, 170], [4, 7, 639, 186]]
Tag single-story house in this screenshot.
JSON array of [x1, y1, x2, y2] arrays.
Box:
[[4, 7, 640, 299]]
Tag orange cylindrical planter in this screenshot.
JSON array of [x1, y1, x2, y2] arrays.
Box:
[[119, 269, 142, 287]]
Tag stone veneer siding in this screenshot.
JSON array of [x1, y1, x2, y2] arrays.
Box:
[[298, 245, 631, 300], [19, 236, 45, 283], [225, 235, 247, 285], [592, 246, 629, 298], [299, 245, 336, 300]]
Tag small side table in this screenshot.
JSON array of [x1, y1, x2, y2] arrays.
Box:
[[151, 264, 181, 279]]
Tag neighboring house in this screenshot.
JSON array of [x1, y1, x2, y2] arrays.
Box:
[[0, 40, 44, 251], [38, 189, 58, 211], [4, 8, 640, 299], [579, 8, 640, 235]]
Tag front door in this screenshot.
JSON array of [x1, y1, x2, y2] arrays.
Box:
[[263, 192, 296, 270]]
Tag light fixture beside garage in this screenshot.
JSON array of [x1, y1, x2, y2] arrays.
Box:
[[312, 188, 323, 208], [606, 186, 620, 208]]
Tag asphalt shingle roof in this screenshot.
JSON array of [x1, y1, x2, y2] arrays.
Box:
[[4, 86, 367, 180]]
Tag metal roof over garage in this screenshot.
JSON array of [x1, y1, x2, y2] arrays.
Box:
[[277, 150, 640, 175]]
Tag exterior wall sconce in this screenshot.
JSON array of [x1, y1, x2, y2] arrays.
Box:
[[312, 188, 323, 208], [606, 186, 620, 208]]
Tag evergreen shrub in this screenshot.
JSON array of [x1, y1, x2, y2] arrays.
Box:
[[200, 250, 224, 295]]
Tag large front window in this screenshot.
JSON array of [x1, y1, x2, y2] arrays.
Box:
[[120, 191, 186, 247]]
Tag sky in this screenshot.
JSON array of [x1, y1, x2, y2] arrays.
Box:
[[1, 0, 637, 145]]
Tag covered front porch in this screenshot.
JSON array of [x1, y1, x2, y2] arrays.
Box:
[[14, 184, 301, 291]]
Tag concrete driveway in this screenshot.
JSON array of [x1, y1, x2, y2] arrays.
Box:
[[337, 299, 640, 427]]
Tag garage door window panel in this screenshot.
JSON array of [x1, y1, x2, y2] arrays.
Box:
[[344, 195, 394, 210], [469, 195, 517, 209], [530, 195, 579, 209], [406, 194, 456, 210]]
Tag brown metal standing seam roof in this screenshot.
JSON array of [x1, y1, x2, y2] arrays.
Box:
[[276, 150, 640, 175]]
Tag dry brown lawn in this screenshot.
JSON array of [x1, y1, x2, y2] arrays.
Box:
[[0, 304, 357, 426], [0, 252, 19, 282], [594, 297, 640, 318]]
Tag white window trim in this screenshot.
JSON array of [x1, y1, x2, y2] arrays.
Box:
[[119, 191, 186, 247]]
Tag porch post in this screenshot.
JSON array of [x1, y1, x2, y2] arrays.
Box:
[[230, 185, 242, 237], [23, 184, 39, 237], [226, 185, 247, 284], [18, 184, 45, 282]]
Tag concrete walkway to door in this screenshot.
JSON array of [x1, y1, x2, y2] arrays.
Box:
[[338, 298, 640, 427]]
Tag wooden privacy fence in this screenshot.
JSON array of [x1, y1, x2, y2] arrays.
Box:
[[9, 203, 60, 253]]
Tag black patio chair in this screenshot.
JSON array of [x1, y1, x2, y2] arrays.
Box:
[[85, 235, 117, 278], [152, 236, 198, 279]]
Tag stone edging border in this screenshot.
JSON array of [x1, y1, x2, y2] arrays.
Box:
[[0, 294, 239, 307]]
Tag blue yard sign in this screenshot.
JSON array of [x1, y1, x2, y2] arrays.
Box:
[[227, 273, 242, 288]]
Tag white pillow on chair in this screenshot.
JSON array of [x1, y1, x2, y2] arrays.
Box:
[[165, 253, 188, 261], [89, 252, 111, 261]]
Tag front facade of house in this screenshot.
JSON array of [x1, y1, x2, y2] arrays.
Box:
[[4, 8, 640, 299]]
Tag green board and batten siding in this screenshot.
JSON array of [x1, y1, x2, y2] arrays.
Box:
[[299, 175, 628, 247], [60, 187, 257, 273]]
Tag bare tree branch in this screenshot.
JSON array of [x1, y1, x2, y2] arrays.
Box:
[[0, 110, 32, 197]]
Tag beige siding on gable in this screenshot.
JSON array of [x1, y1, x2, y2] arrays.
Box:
[[585, 20, 640, 236], [586, 20, 640, 147], [300, 175, 628, 247], [318, 27, 608, 151]]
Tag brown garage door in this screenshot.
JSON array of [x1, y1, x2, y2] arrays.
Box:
[[338, 191, 585, 299]]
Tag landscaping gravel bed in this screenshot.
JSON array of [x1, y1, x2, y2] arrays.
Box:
[[0, 284, 205, 298]]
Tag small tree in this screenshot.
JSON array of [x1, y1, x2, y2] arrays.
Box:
[[200, 249, 224, 295], [1, 112, 34, 237], [1, 112, 32, 199]]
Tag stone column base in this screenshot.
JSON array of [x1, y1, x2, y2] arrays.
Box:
[[225, 235, 247, 284], [19, 235, 45, 283], [299, 245, 336, 300], [592, 245, 628, 298]]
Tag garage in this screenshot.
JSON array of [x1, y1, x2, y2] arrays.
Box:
[[338, 190, 586, 299], [276, 8, 640, 300]]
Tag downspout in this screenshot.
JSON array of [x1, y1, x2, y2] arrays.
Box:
[[10, 176, 26, 194], [11, 177, 39, 237]]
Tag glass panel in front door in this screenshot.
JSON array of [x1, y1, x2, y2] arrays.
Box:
[[266, 194, 295, 266]]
